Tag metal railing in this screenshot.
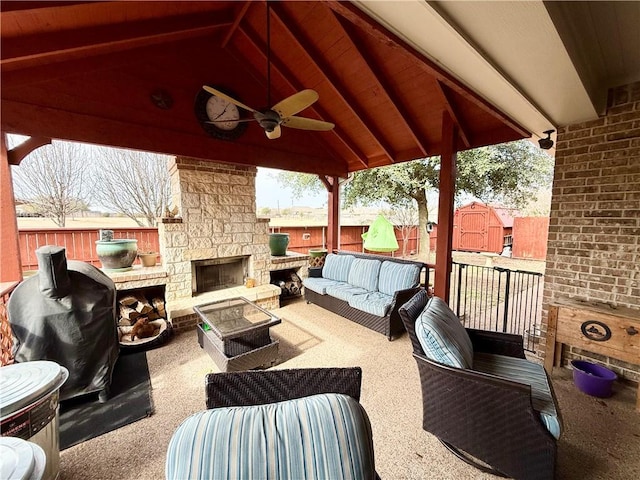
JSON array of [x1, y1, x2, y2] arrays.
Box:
[[450, 262, 544, 352]]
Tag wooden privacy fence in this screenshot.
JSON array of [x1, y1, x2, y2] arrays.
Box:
[[17, 225, 419, 271], [269, 225, 420, 257], [19, 228, 159, 271], [17, 218, 547, 271]]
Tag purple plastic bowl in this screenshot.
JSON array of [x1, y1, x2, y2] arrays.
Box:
[[571, 360, 617, 398]]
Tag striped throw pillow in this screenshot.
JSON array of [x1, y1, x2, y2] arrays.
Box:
[[322, 254, 355, 282], [415, 296, 473, 369], [378, 261, 420, 296]]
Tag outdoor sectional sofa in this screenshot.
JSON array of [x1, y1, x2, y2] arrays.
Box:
[[303, 251, 427, 340]]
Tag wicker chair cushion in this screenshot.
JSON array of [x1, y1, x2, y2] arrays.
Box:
[[348, 291, 393, 317], [322, 254, 355, 282], [325, 283, 371, 302], [473, 352, 562, 439], [378, 261, 421, 296], [165, 393, 376, 480], [302, 277, 341, 295], [415, 297, 474, 369], [347, 258, 382, 291]]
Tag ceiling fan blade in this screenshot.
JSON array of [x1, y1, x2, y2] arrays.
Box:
[[272, 90, 319, 118], [281, 116, 335, 131], [266, 125, 282, 139], [206, 118, 255, 124], [202, 86, 257, 113]]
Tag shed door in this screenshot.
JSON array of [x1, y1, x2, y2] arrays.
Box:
[[459, 211, 487, 251]]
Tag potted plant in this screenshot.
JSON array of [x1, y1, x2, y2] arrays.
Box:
[[95, 231, 138, 271], [137, 242, 158, 267]]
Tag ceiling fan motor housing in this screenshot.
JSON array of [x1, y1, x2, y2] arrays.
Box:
[[256, 109, 281, 132]]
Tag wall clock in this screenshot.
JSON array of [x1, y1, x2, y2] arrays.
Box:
[[194, 86, 247, 140]]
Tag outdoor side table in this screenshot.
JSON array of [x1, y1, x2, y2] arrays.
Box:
[[194, 297, 280, 372]]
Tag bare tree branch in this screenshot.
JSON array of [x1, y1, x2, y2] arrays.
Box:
[[11, 140, 89, 227], [91, 147, 171, 227]]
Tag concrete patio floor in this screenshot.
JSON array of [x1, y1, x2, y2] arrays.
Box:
[[60, 297, 640, 479]]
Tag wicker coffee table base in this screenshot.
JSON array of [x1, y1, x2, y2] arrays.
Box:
[[197, 324, 279, 372]]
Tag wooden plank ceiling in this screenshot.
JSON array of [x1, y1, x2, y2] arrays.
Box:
[[1, 1, 528, 177]]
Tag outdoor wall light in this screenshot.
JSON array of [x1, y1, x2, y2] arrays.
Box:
[[538, 129, 555, 150]]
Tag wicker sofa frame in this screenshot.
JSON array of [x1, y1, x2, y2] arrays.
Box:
[[399, 290, 558, 480], [304, 251, 428, 340]]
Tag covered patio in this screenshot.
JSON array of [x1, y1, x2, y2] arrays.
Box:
[[1, 1, 639, 479], [59, 299, 640, 480]]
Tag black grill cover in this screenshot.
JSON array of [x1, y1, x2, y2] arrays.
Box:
[[8, 246, 119, 401]]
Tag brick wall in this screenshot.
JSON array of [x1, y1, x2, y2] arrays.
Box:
[[541, 81, 640, 383]]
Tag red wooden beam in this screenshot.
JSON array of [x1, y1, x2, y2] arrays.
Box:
[[332, 13, 429, 157], [2, 11, 234, 71], [326, 1, 530, 139], [322, 175, 340, 252], [7, 136, 51, 165], [434, 112, 457, 301], [1, 100, 348, 177], [437, 81, 471, 148], [0, 134, 23, 283], [221, 1, 252, 49], [270, 3, 396, 164]]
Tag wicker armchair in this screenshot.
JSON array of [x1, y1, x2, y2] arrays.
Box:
[[399, 290, 561, 480], [167, 368, 379, 480], [204, 366, 362, 407]]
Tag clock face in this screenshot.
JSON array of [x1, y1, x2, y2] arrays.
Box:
[[205, 96, 240, 131], [194, 87, 247, 140]]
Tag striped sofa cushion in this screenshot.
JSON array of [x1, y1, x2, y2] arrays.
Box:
[[302, 277, 341, 295], [322, 254, 355, 282], [165, 393, 377, 480], [414, 296, 473, 369], [348, 292, 394, 317], [347, 258, 381, 292], [325, 283, 370, 302], [473, 352, 563, 439], [378, 261, 420, 296]]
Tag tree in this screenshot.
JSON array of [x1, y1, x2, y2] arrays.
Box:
[[387, 204, 419, 258], [91, 147, 172, 227], [11, 140, 90, 227], [278, 140, 554, 259]]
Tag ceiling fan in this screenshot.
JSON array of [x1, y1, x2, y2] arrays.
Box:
[[202, 2, 334, 140]]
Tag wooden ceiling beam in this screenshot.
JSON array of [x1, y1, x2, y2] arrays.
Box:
[[221, 1, 252, 49], [332, 12, 429, 157], [0, 2, 96, 13], [6, 136, 51, 166], [326, 0, 530, 139], [437, 81, 471, 148], [1, 100, 348, 177], [237, 26, 366, 169], [1, 11, 234, 71], [270, 3, 396, 164]]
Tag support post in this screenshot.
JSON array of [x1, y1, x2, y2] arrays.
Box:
[[320, 175, 340, 252], [0, 134, 23, 283], [434, 112, 457, 301]]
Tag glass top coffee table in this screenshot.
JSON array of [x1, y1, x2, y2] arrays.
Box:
[[194, 297, 281, 372]]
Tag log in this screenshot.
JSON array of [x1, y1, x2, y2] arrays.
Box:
[[119, 294, 138, 306], [152, 297, 166, 318], [119, 304, 141, 322]]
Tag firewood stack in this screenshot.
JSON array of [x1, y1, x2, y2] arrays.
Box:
[[117, 292, 167, 327]]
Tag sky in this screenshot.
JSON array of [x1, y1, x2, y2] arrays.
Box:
[[255, 168, 326, 209]]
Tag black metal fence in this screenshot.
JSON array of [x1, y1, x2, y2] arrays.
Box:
[[449, 262, 544, 352]]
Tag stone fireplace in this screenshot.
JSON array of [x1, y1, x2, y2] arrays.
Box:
[[157, 158, 277, 329]]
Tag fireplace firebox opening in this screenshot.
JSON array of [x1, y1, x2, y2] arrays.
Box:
[[192, 256, 250, 295]]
